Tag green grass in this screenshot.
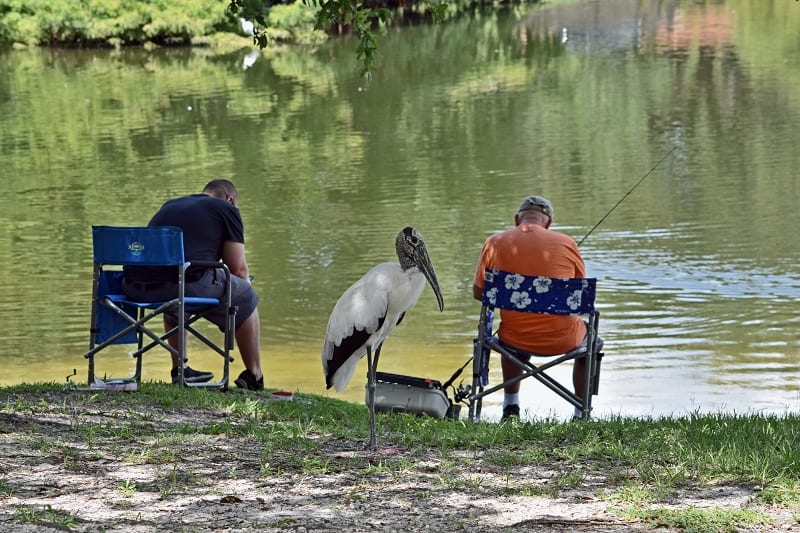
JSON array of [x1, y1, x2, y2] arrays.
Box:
[[2, 382, 800, 529], [15, 504, 78, 528], [623, 506, 773, 533]]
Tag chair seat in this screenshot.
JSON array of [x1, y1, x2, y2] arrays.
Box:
[[493, 337, 588, 360], [105, 293, 220, 313]]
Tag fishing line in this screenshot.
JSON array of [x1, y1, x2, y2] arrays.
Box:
[[577, 146, 677, 247]]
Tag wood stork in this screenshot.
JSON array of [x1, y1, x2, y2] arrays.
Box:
[[322, 227, 445, 451]]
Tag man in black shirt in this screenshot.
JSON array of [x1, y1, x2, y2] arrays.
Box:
[[123, 179, 264, 390]]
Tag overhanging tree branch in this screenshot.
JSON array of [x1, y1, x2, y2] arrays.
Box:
[[228, 0, 448, 75]]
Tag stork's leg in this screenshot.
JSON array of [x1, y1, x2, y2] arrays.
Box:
[[366, 344, 382, 452]]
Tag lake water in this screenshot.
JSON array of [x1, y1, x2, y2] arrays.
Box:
[[1, 0, 798, 421]]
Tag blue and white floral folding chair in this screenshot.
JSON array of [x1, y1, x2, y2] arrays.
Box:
[[468, 269, 602, 422]]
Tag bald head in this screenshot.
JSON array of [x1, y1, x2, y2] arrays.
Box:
[[203, 179, 238, 207]]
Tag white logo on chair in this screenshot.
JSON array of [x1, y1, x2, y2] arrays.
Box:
[[510, 290, 532, 309], [128, 241, 145, 256]]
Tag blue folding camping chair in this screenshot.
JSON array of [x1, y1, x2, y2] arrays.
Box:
[[84, 226, 235, 389], [468, 268, 603, 422]]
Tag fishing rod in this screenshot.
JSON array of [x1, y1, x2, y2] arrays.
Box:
[[577, 146, 677, 247]]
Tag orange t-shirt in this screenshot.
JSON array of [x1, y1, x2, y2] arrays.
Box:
[[473, 224, 586, 354]]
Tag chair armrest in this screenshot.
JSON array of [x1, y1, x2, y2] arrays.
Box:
[[189, 260, 229, 269], [188, 260, 233, 279]]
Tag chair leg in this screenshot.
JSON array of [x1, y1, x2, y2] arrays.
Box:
[[581, 353, 592, 419], [87, 355, 95, 385], [468, 339, 487, 423], [592, 352, 604, 395]]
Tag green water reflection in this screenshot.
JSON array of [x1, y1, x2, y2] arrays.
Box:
[[1, 0, 798, 419]]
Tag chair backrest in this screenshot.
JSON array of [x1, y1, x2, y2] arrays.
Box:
[[91, 226, 186, 345], [92, 225, 185, 266], [481, 269, 596, 316]]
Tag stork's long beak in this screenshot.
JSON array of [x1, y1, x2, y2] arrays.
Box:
[[414, 246, 445, 312]]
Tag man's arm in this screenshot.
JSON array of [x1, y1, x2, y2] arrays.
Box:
[[473, 239, 492, 301], [472, 284, 483, 301], [222, 241, 250, 281]]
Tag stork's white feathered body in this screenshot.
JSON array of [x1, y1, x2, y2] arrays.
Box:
[[323, 262, 426, 392], [321, 227, 444, 451]]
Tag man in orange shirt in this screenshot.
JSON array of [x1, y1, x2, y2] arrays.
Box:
[[473, 195, 598, 420]]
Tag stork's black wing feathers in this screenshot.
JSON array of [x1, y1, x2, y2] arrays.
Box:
[[325, 315, 387, 389]]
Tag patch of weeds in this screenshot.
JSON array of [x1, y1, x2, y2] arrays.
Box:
[[263, 439, 326, 473], [603, 482, 662, 506], [117, 479, 137, 498], [435, 457, 460, 476], [268, 415, 329, 442], [359, 458, 390, 475], [414, 488, 431, 499], [261, 432, 308, 454], [757, 480, 800, 507], [156, 464, 195, 498], [513, 470, 586, 498], [124, 449, 153, 465], [362, 456, 418, 477], [0, 478, 15, 497], [624, 506, 772, 533], [31, 436, 56, 453], [228, 398, 264, 419], [132, 409, 160, 423], [159, 432, 201, 446], [557, 469, 586, 489], [605, 467, 638, 486], [125, 446, 178, 464], [381, 413, 459, 447], [344, 487, 368, 503], [436, 473, 484, 490], [113, 424, 137, 439], [15, 504, 79, 527], [259, 459, 274, 476], [71, 421, 104, 442], [635, 461, 690, 493], [58, 444, 80, 471], [484, 447, 547, 468], [386, 457, 417, 475], [300, 454, 338, 474], [516, 481, 558, 498]]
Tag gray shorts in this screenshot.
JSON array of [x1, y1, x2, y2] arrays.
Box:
[[122, 268, 259, 331]]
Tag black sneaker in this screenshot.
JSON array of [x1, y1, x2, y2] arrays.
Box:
[[171, 366, 214, 384], [501, 404, 520, 421], [234, 370, 264, 391]]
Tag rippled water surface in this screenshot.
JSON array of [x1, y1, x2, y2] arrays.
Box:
[[1, 0, 798, 421]]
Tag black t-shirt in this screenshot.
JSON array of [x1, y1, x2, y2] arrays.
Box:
[[124, 194, 245, 283]]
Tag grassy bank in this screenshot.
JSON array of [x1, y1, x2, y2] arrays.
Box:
[[1, 383, 799, 531], [0, 0, 321, 48]]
